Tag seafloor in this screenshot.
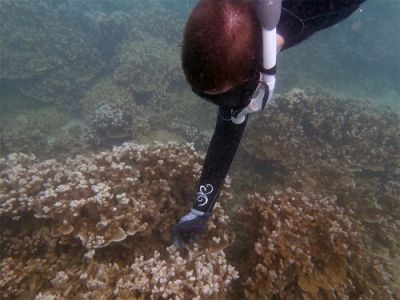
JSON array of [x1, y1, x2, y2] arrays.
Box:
[[0, 1, 399, 299]]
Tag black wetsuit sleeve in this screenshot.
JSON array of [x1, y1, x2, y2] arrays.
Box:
[[192, 107, 247, 214], [278, 0, 367, 50]]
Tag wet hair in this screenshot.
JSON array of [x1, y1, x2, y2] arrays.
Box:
[[181, 0, 261, 92]]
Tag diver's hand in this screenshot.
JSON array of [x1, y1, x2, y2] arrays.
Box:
[[172, 209, 210, 248]]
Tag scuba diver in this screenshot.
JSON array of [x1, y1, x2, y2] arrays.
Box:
[[172, 0, 367, 248]]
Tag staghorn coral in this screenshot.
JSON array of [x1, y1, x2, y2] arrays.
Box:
[[0, 142, 237, 299], [1, 241, 238, 300], [0, 143, 228, 248], [286, 163, 400, 260], [239, 188, 394, 299]]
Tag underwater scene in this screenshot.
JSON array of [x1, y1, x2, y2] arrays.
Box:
[[0, 0, 399, 299]]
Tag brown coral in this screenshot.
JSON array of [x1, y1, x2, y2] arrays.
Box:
[[0, 142, 237, 299], [239, 89, 400, 296], [239, 188, 394, 299], [244, 88, 399, 174]]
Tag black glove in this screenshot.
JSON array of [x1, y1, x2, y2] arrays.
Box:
[[172, 209, 210, 249]]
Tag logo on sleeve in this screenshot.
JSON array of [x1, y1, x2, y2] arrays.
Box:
[[195, 184, 214, 207]]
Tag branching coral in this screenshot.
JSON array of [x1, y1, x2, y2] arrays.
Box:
[[0, 142, 237, 299], [239, 188, 394, 299]]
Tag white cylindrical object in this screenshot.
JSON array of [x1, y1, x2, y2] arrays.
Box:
[[262, 28, 277, 70]]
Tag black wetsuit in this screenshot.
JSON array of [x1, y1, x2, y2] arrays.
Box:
[[192, 0, 366, 214]]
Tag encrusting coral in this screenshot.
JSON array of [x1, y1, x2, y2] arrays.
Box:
[[239, 188, 394, 299], [0, 142, 237, 299]]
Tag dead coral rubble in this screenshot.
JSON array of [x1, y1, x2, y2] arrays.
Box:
[[0, 142, 237, 299], [240, 188, 394, 299]]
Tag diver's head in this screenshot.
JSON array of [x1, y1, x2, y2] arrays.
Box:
[[181, 0, 261, 108]]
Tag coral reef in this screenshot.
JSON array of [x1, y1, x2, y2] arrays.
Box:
[[143, 86, 217, 138], [239, 188, 394, 299], [112, 2, 186, 118], [0, 90, 398, 298], [1, 0, 92, 80], [0, 106, 82, 158], [81, 103, 134, 145], [80, 79, 151, 146], [0, 142, 237, 299], [243, 89, 400, 246], [113, 32, 182, 96], [81, 78, 133, 115], [0, 0, 114, 106], [0, 0, 188, 109], [244, 88, 399, 173], [1, 1, 398, 298], [235, 89, 399, 298], [169, 121, 213, 152]]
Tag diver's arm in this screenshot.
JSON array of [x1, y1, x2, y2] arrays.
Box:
[[192, 106, 247, 214], [172, 107, 246, 247]]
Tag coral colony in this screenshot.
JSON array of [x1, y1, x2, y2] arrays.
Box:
[[1, 143, 237, 299]]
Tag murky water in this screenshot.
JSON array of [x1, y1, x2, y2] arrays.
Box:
[[0, 0, 399, 299]]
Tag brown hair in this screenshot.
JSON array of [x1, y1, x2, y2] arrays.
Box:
[[181, 0, 261, 92]]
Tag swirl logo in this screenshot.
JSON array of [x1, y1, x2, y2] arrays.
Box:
[[196, 184, 214, 207]]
